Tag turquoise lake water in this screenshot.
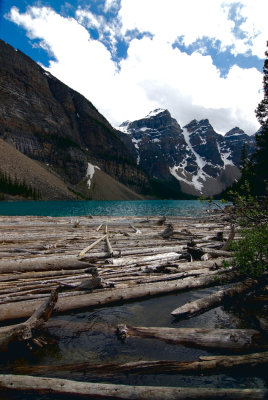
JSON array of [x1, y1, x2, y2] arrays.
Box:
[[0, 200, 221, 217]]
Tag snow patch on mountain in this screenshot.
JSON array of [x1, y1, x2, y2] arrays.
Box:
[[145, 108, 166, 118], [117, 121, 131, 133], [217, 143, 234, 167], [170, 166, 198, 190], [86, 163, 100, 189], [132, 138, 142, 149], [177, 128, 209, 192]]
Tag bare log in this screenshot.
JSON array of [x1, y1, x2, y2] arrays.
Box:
[[7, 350, 268, 377], [171, 278, 259, 318], [80, 245, 185, 260], [200, 248, 233, 258], [78, 234, 107, 258], [0, 270, 238, 322], [0, 289, 58, 350], [187, 246, 231, 259], [96, 223, 103, 231], [0, 256, 93, 274], [0, 374, 266, 399], [118, 326, 265, 351]]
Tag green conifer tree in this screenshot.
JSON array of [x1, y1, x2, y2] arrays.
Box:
[[253, 41, 268, 195]]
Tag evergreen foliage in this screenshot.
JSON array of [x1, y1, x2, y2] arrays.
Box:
[[219, 43, 268, 277], [223, 183, 268, 277], [251, 41, 268, 195], [219, 42, 268, 198], [255, 41, 268, 126], [0, 171, 41, 199]]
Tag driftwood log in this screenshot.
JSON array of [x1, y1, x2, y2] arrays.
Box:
[[0, 270, 239, 322], [171, 278, 260, 318], [116, 325, 265, 351], [0, 374, 267, 399], [0, 289, 58, 350], [6, 351, 268, 377]]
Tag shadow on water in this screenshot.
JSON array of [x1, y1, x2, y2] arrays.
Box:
[[1, 287, 267, 399]]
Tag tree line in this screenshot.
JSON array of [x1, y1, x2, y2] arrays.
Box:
[[0, 171, 41, 200]]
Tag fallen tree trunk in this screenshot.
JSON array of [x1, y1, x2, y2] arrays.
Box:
[[7, 351, 268, 377], [0, 256, 92, 274], [119, 326, 264, 351], [187, 247, 231, 259], [0, 374, 266, 399], [81, 245, 185, 260], [78, 234, 106, 258], [171, 278, 259, 318], [0, 270, 239, 322], [0, 289, 58, 350]]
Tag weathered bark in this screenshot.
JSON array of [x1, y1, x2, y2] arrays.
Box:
[[82, 245, 185, 260], [0, 256, 92, 274], [117, 326, 264, 351], [171, 278, 259, 318], [0, 271, 238, 322], [7, 351, 268, 377], [0, 375, 266, 399], [200, 248, 233, 258], [0, 268, 89, 283], [187, 246, 231, 260], [0, 289, 58, 350], [106, 252, 183, 267]]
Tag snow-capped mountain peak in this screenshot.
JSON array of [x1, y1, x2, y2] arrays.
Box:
[[145, 108, 167, 118], [117, 111, 256, 197]]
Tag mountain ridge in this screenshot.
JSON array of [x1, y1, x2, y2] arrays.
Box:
[[0, 39, 149, 200], [117, 109, 256, 196]]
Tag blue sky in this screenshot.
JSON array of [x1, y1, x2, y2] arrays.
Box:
[[0, 0, 267, 134]]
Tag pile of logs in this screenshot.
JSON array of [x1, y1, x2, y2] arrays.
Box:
[[0, 214, 267, 399]]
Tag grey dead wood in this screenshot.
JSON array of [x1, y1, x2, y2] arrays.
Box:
[[0, 289, 58, 350], [118, 325, 265, 351], [171, 278, 260, 318], [0, 270, 238, 322], [0, 375, 267, 399], [0, 256, 94, 274]]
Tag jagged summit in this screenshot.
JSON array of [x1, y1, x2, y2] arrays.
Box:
[[145, 108, 169, 118], [118, 110, 256, 196], [184, 119, 216, 137], [225, 127, 247, 137]]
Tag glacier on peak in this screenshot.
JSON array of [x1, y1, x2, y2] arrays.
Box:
[[145, 108, 167, 118]]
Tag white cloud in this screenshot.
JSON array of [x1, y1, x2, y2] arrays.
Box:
[[119, 0, 268, 58], [7, 3, 265, 135], [104, 0, 120, 13]]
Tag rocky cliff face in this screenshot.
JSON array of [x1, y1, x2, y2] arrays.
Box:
[[118, 109, 256, 196], [0, 39, 149, 196]]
